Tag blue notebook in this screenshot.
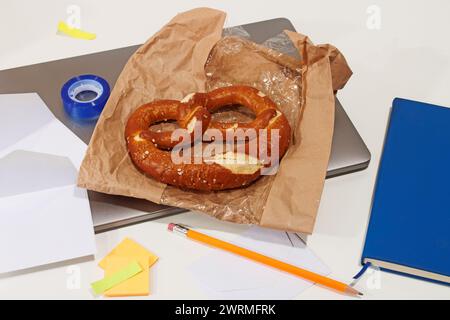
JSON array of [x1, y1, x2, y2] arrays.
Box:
[[362, 98, 450, 285]]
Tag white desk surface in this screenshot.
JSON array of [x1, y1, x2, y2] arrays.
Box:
[[1, 0, 449, 300]]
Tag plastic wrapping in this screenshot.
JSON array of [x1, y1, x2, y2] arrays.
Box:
[[262, 31, 300, 58], [160, 35, 303, 224], [222, 26, 251, 39]]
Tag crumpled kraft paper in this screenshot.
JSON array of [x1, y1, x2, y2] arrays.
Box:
[[78, 8, 226, 203], [160, 35, 303, 226], [77, 7, 352, 234], [260, 31, 352, 233]]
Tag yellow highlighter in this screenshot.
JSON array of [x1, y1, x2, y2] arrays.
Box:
[[57, 21, 96, 40]]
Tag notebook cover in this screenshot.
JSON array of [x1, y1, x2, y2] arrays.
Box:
[[362, 98, 450, 283]]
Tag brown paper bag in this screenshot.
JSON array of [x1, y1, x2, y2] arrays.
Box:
[[78, 8, 352, 234]]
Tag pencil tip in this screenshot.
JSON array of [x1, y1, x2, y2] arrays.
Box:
[[345, 286, 364, 297]]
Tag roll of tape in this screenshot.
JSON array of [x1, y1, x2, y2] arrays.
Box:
[[61, 74, 110, 121]]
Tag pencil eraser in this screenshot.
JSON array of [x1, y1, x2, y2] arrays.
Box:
[[168, 223, 175, 232]]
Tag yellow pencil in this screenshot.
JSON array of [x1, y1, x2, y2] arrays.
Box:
[[168, 223, 362, 297]]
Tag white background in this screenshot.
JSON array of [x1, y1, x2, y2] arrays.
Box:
[[1, 0, 449, 299]]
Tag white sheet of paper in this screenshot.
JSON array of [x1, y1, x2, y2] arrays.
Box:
[[0, 93, 86, 167], [0, 93, 53, 152], [188, 227, 330, 300], [0, 93, 96, 274], [0, 185, 95, 273], [0, 150, 78, 197]]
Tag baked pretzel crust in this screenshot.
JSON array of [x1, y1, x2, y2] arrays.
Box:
[[183, 86, 279, 139]]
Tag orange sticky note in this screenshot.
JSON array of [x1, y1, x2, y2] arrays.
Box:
[[99, 238, 158, 270], [103, 256, 150, 297]]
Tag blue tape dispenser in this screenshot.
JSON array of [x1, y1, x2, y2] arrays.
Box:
[[61, 74, 110, 121]]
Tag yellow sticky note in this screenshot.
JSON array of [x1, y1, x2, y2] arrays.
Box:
[[57, 21, 96, 40], [99, 238, 158, 270], [104, 256, 149, 297]]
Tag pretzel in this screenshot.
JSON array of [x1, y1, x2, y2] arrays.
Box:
[[125, 85, 291, 191], [182, 86, 278, 140], [181, 86, 291, 163], [139, 100, 211, 149], [125, 100, 262, 191]]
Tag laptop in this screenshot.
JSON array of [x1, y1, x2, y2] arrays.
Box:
[[0, 18, 370, 232]]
